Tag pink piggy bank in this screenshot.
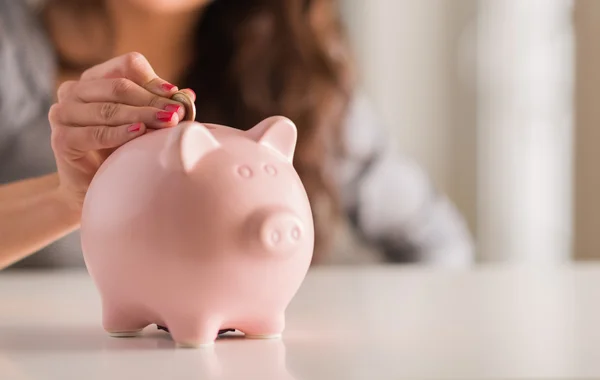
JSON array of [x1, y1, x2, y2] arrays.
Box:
[[80, 116, 314, 347]]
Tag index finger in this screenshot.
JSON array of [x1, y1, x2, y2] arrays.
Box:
[[81, 52, 178, 97]]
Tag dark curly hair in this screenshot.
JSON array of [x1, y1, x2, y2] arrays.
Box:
[[44, 0, 356, 263]]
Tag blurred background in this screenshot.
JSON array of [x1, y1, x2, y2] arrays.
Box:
[[337, 0, 600, 265]]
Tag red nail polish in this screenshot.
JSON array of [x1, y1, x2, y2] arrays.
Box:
[[128, 123, 142, 132], [157, 111, 175, 122], [161, 83, 177, 92], [164, 104, 182, 113]]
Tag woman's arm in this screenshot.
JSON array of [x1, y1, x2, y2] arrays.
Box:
[[336, 94, 474, 267], [0, 173, 59, 200], [0, 174, 79, 269]]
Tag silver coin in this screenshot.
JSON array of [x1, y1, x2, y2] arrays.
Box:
[[171, 91, 196, 122]]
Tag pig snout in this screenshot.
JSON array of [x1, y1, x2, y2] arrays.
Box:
[[256, 210, 304, 252]]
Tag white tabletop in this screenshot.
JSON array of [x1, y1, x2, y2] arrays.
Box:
[[1, 264, 599, 379]]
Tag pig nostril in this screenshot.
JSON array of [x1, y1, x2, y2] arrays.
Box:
[[271, 230, 281, 244], [264, 164, 277, 176], [238, 165, 253, 178], [291, 226, 301, 240]]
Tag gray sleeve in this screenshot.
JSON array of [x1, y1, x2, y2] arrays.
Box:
[[336, 93, 474, 267], [0, 0, 55, 125], [0, 0, 56, 155]]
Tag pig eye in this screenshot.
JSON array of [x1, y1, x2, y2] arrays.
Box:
[[237, 165, 253, 178], [264, 164, 277, 176]]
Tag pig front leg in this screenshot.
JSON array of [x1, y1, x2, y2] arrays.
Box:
[[241, 314, 285, 339], [166, 314, 222, 348], [102, 301, 149, 337]]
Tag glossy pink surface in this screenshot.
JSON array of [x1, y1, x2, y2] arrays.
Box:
[[80, 117, 314, 347]]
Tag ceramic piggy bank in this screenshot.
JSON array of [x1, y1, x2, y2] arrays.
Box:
[[80, 116, 314, 347]]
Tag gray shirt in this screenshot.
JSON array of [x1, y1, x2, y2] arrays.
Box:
[[0, 0, 474, 268]]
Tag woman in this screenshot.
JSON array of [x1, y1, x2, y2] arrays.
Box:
[[0, 0, 474, 269]]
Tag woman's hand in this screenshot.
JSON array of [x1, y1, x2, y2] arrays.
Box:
[[49, 52, 195, 214]]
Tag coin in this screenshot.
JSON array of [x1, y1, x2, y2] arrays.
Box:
[[170, 90, 196, 122]]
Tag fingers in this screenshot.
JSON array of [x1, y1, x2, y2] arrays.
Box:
[[80, 52, 178, 97], [58, 78, 186, 120], [50, 52, 197, 162], [51, 122, 147, 153], [50, 102, 180, 129]]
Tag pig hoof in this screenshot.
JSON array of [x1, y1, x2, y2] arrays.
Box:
[[108, 329, 143, 338], [245, 333, 282, 339], [176, 341, 215, 349]]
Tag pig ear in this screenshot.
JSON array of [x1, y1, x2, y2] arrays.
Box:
[[248, 116, 297, 162], [160, 121, 220, 172]]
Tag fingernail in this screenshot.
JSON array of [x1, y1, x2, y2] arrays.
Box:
[[157, 111, 175, 122], [161, 83, 177, 92], [187, 89, 196, 101], [164, 104, 182, 113], [128, 122, 142, 132]]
